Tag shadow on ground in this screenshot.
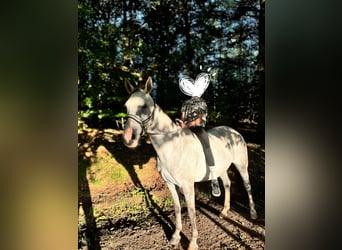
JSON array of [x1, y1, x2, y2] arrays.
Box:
[[78, 126, 264, 249], [101, 133, 191, 249], [78, 130, 102, 250]]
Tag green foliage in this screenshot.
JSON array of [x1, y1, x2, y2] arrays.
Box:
[[110, 166, 127, 182], [78, 0, 264, 135], [114, 112, 127, 118]]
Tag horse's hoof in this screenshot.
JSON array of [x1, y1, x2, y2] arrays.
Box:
[[219, 211, 229, 219], [169, 234, 180, 245], [250, 208, 258, 220], [187, 247, 199, 250], [251, 212, 258, 220], [187, 243, 199, 250]]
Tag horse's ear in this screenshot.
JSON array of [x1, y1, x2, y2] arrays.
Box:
[[144, 77, 153, 94], [124, 78, 135, 95]]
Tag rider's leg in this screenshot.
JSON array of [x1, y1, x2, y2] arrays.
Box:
[[189, 126, 221, 197]]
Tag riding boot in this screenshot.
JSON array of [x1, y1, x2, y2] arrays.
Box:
[[209, 166, 221, 197]]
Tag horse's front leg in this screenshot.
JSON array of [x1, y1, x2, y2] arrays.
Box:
[[183, 183, 198, 250], [165, 181, 182, 245]]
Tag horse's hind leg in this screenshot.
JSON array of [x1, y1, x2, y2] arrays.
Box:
[[235, 163, 258, 219], [165, 182, 182, 245], [219, 171, 231, 218]]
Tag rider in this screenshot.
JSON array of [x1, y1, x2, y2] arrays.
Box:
[[176, 73, 221, 197]]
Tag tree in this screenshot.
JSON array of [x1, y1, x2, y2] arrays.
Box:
[[78, 0, 265, 142]]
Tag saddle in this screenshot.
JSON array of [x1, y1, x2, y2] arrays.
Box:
[[188, 126, 215, 167]]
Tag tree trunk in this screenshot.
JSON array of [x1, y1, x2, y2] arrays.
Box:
[[183, 1, 194, 75], [256, 0, 265, 145]]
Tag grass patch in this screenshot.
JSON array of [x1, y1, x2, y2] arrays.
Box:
[[159, 196, 174, 210], [110, 166, 128, 182], [107, 188, 151, 221], [86, 152, 130, 186], [86, 186, 175, 226]]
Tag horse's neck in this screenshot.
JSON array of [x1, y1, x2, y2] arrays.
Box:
[[150, 105, 178, 133], [148, 106, 200, 175], [148, 105, 181, 151]]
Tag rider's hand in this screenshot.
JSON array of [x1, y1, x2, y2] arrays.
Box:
[[175, 118, 183, 126], [180, 123, 187, 128]]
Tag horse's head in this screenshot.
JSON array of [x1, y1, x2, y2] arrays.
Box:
[[123, 77, 155, 148]]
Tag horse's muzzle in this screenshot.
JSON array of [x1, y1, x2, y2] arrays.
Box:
[[123, 126, 139, 148]]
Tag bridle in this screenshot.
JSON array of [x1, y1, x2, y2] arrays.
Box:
[[126, 103, 156, 134], [126, 103, 182, 136]]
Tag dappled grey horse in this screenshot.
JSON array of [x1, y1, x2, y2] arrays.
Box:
[[122, 77, 257, 250]]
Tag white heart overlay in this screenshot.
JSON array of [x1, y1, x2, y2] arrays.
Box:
[[179, 73, 210, 97]]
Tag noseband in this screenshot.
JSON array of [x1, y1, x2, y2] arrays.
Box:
[[126, 103, 156, 133]]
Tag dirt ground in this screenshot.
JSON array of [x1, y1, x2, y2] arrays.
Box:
[[78, 126, 265, 250]]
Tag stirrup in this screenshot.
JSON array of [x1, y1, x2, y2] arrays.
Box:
[[211, 179, 221, 197]]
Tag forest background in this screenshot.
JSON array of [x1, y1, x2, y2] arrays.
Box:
[[78, 0, 265, 144]]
